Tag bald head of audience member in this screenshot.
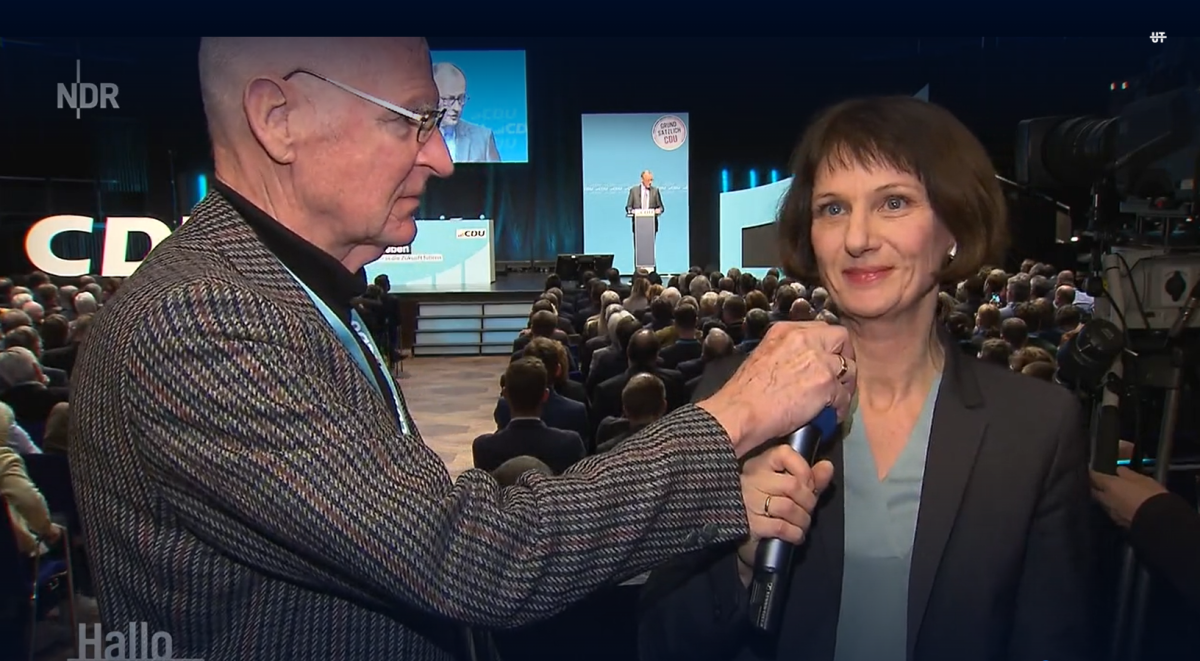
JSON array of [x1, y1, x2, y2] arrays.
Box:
[[198, 38, 452, 270], [502, 357, 549, 419], [790, 298, 813, 321], [20, 301, 44, 324], [73, 291, 99, 315], [0, 347, 45, 389], [1056, 270, 1075, 287], [491, 455, 553, 486], [622, 373, 667, 425], [627, 328, 661, 370], [702, 328, 734, 362], [1054, 285, 1076, 308]]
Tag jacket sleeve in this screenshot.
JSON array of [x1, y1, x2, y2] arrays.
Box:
[[1007, 398, 1093, 660], [121, 281, 749, 630], [1129, 491, 1200, 615], [0, 448, 55, 539], [639, 545, 751, 661]]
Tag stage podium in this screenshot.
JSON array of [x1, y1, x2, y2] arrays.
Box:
[[630, 208, 659, 271]]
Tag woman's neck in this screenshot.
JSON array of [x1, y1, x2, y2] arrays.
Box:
[[845, 302, 945, 410]]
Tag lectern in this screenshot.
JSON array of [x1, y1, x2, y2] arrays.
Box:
[[630, 209, 659, 271]]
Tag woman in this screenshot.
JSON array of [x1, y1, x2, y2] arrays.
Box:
[[623, 275, 652, 315], [641, 97, 1091, 661]]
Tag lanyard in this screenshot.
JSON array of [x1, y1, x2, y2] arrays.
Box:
[[283, 268, 410, 435]]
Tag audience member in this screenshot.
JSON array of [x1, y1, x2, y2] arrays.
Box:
[[41, 402, 70, 455], [978, 337, 1012, 368], [592, 329, 685, 426], [473, 358, 585, 475], [490, 456, 553, 487], [1000, 317, 1029, 349], [739, 309, 770, 353], [0, 445, 62, 556], [494, 338, 590, 450], [659, 304, 701, 368], [596, 374, 668, 453]]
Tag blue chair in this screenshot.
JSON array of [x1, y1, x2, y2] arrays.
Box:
[[0, 503, 77, 661]]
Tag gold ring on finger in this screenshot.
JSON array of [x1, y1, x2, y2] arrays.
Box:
[[836, 354, 848, 380], [763, 495, 773, 517]]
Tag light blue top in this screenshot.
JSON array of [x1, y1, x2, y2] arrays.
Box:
[[834, 375, 942, 661]]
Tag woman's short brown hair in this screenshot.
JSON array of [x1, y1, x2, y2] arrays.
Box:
[[777, 96, 1008, 284]]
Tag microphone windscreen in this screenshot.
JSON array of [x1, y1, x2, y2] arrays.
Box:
[[813, 407, 838, 441]]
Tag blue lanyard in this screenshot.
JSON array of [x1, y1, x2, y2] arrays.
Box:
[[283, 268, 410, 435]]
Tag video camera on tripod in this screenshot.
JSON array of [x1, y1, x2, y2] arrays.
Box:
[[1015, 83, 1200, 661]]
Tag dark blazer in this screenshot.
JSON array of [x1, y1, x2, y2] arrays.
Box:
[[472, 418, 586, 475], [41, 343, 80, 377], [592, 367, 687, 427], [676, 357, 706, 382], [493, 390, 590, 449], [626, 184, 665, 228], [660, 338, 701, 369], [641, 338, 1093, 661], [67, 192, 752, 661]]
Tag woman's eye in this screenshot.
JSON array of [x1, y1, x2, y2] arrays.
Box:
[[818, 203, 844, 216], [883, 196, 907, 211]]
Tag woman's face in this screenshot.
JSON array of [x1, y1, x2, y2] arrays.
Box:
[[809, 160, 954, 322]]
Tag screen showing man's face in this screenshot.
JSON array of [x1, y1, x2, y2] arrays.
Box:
[[641, 173, 653, 188], [434, 68, 468, 129]]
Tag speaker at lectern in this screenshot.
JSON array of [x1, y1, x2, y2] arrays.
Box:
[[629, 209, 659, 271]]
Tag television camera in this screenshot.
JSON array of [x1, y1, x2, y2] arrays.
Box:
[[1016, 84, 1200, 661]]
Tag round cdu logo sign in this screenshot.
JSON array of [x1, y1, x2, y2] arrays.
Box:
[[652, 115, 687, 151]]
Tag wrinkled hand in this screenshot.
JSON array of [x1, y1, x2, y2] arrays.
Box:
[[736, 445, 834, 585], [1091, 442, 1167, 529], [699, 322, 856, 457]]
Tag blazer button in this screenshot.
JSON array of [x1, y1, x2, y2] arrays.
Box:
[[700, 523, 719, 543]]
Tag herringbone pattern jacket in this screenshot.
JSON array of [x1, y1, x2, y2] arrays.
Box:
[[68, 193, 749, 661]]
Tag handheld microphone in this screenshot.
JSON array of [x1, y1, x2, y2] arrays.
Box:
[[748, 407, 840, 633]]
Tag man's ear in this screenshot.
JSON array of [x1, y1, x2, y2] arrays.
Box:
[[244, 77, 297, 165], [541, 389, 549, 403]]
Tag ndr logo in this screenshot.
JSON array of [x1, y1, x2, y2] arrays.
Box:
[[56, 60, 119, 119], [25, 215, 186, 278], [455, 228, 487, 239]]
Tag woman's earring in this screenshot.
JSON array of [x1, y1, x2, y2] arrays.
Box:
[[948, 243, 958, 258]]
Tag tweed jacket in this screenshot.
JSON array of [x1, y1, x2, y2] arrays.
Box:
[[68, 192, 749, 661]]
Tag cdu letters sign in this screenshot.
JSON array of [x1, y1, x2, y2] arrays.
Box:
[[25, 215, 187, 278]]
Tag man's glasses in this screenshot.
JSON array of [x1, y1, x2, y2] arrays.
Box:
[[439, 94, 469, 108], [283, 68, 445, 144]]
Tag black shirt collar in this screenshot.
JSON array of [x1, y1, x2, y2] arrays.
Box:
[[216, 181, 366, 320]]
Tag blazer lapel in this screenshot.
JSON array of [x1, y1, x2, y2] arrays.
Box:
[[906, 333, 987, 660]]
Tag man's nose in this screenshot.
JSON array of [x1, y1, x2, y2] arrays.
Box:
[[420, 132, 454, 178]]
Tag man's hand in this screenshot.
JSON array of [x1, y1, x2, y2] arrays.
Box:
[[1091, 441, 1167, 528], [699, 322, 856, 457], [736, 445, 834, 586]]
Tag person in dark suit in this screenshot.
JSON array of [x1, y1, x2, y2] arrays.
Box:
[[625, 170, 663, 233], [68, 37, 855, 661], [0, 348, 69, 443], [660, 304, 702, 369], [678, 328, 733, 384], [596, 373, 667, 453], [736, 309, 769, 354], [592, 329, 686, 426], [41, 313, 91, 378], [770, 285, 798, 323], [474, 358, 585, 475], [495, 337, 590, 450], [641, 96, 1091, 661], [585, 314, 641, 397]]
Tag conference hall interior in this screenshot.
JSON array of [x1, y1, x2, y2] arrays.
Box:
[[1, 36, 1199, 661]]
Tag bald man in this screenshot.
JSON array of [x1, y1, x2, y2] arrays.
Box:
[[66, 38, 844, 661], [432, 62, 500, 163]]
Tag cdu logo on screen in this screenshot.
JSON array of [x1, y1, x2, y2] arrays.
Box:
[[56, 59, 119, 119], [455, 228, 488, 239]]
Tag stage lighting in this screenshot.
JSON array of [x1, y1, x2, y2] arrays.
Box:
[[720, 169, 730, 193], [770, 169, 779, 183], [749, 169, 758, 188], [196, 174, 208, 204]]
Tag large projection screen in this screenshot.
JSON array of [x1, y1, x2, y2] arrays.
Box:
[[581, 113, 690, 274], [431, 50, 528, 163]]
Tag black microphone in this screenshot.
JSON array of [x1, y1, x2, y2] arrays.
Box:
[[748, 407, 839, 633]]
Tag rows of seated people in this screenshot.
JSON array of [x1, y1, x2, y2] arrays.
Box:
[[474, 260, 1095, 479], [1, 272, 120, 601]]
